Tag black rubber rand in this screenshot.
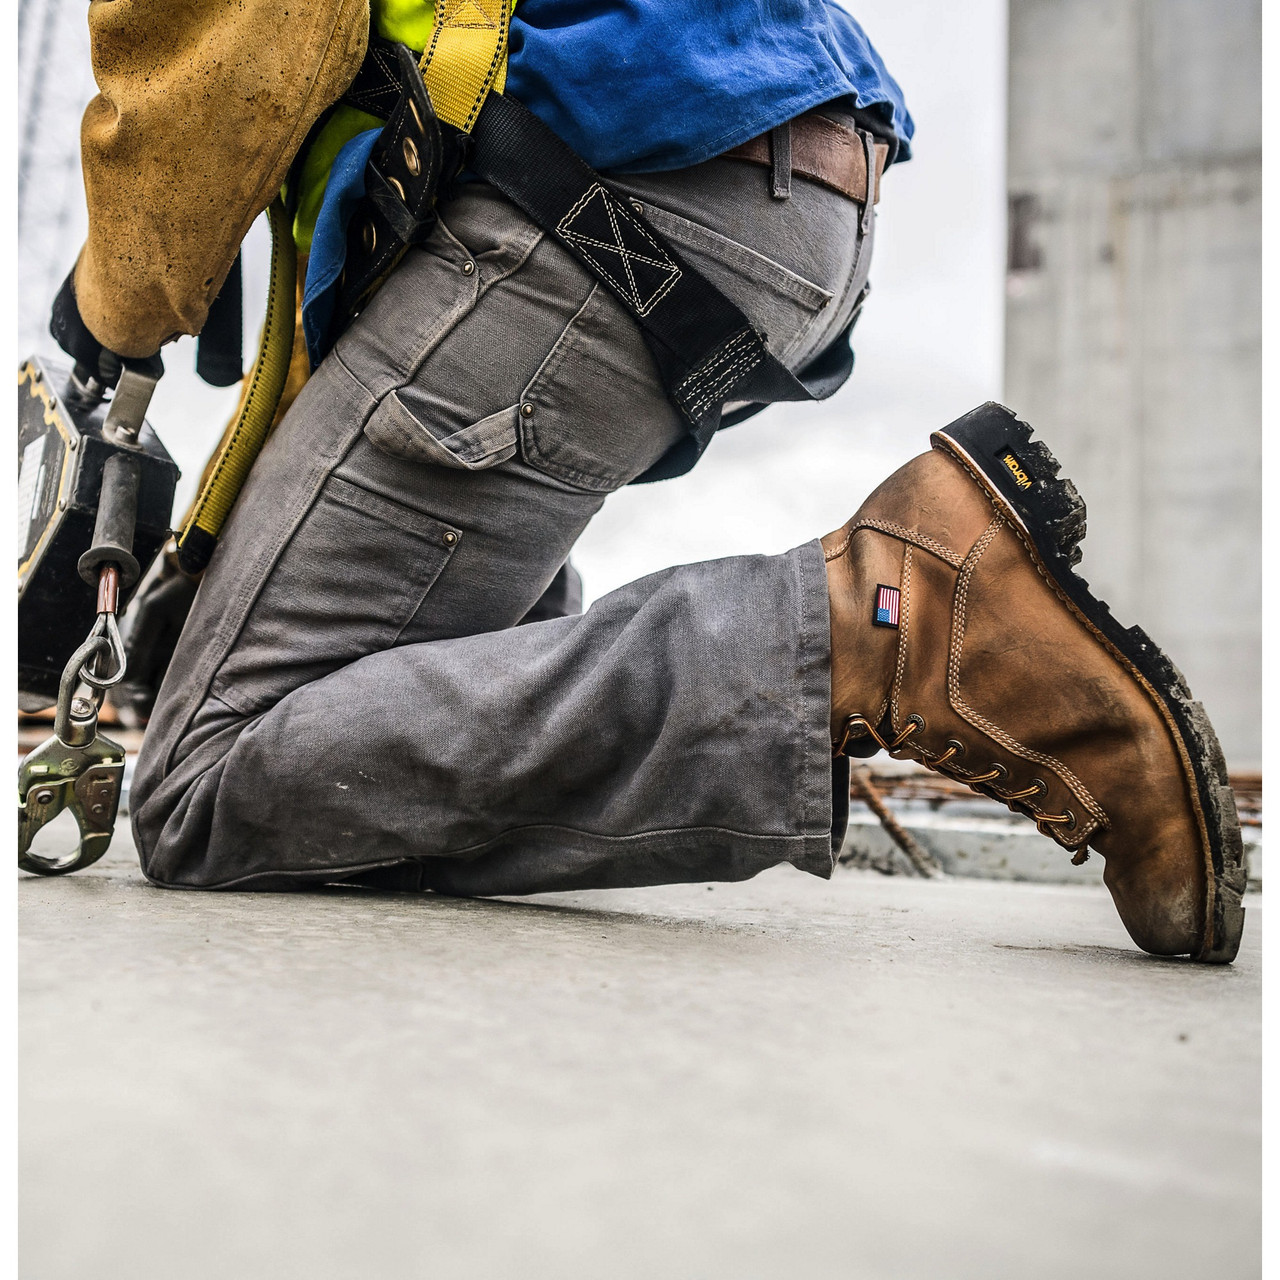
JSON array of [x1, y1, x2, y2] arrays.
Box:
[[931, 402, 1246, 965]]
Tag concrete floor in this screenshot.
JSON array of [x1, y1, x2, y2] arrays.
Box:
[[21, 834, 1261, 1280]]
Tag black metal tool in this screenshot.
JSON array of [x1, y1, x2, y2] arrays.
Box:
[[18, 352, 179, 874], [18, 354, 178, 710]]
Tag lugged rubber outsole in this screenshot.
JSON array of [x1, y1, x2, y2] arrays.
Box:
[[931, 402, 1246, 964]]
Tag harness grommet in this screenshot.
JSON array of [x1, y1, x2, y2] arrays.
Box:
[[362, 221, 377, 253], [403, 136, 421, 177]]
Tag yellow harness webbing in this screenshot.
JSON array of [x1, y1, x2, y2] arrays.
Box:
[[176, 2, 511, 573], [175, 197, 296, 572], [419, 0, 511, 130]]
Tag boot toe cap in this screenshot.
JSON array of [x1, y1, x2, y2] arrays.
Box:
[[1102, 854, 1205, 957]]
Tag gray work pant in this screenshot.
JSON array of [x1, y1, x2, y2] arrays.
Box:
[[130, 149, 874, 893]]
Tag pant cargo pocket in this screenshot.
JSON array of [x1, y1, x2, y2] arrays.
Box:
[[210, 475, 462, 716]]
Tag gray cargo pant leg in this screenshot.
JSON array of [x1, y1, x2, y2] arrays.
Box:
[[130, 161, 871, 893]]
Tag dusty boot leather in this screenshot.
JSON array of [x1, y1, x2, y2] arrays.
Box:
[[824, 403, 1247, 963]]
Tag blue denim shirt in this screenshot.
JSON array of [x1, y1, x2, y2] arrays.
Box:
[[506, 0, 914, 173]]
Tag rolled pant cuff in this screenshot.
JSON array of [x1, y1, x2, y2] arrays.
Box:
[[789, 537, 848, 880]]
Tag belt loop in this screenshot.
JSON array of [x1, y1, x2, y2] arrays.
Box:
[[769, 122, 792, 200], [860, 129, 876, 235]]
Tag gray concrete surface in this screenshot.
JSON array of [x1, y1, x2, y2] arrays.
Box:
[[842, 802, 1264, 888], [21, 832, 1260, 1280], [1005, 0, 1262, 768]]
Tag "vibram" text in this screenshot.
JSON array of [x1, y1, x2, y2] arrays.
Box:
[[1001, 453, 1032, 489]]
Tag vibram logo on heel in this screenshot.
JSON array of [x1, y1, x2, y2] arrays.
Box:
[[1000, 451, 1033, 489]]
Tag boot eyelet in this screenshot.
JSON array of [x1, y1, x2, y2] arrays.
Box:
[[1062, 809, 1076, 830], [832, 714, 873, 758], [843, 714, 872, 740], [1030, 777, 1047, 798], [984, 762, 1008, 782], [888, 713, 927, 754], [945, 739, 965, 759]]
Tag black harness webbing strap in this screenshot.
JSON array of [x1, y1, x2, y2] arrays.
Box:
[[468, 92, 843, 463], [331, 44, 448, 345], [341, 34, 409, 119], [195, 251, 244, 387]]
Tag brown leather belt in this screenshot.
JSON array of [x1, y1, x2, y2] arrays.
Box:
[[724, 112, 890, 205]]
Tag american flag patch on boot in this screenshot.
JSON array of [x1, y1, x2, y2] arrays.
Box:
[[873, 584, 900, 628]]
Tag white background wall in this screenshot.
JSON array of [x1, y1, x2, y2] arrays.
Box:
[[1004, 0, 1261, 766]]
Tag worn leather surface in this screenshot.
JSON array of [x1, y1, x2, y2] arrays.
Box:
[[824, 447, 1209, 956], [74, 0, 368, 356], [725, 112, 889, 205]]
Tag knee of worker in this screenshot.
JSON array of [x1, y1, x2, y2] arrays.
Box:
[[128, 698, 249, 888]]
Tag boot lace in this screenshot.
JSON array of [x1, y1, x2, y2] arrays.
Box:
[[834, 713, 1082, 849]]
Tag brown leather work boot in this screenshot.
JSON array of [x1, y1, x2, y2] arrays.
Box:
[[824, 403, 1246, 963]]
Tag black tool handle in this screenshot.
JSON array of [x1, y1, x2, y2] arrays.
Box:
[[77, 451, 142, 587]]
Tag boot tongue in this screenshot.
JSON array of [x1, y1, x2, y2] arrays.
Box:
[[841, 730, 883, 759]]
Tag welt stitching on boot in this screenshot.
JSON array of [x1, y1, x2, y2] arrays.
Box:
[[825, 402, 1247, 964]]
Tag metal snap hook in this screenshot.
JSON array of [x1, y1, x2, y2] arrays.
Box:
[[20, 654, 125, 877], [19, 563, 130, 876]]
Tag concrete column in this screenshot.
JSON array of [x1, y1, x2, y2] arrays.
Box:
[[1004, 0, 1261, 767]]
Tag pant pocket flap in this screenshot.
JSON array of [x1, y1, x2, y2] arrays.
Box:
[[365, 391, 520, 470], [638, 201, 834, 313]]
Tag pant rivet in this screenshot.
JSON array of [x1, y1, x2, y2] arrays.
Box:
[[461, 260, 475, 275], [520, 403, 534, 417]]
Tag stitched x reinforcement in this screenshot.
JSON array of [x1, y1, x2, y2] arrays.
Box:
[[558, 184, 682, 318]]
